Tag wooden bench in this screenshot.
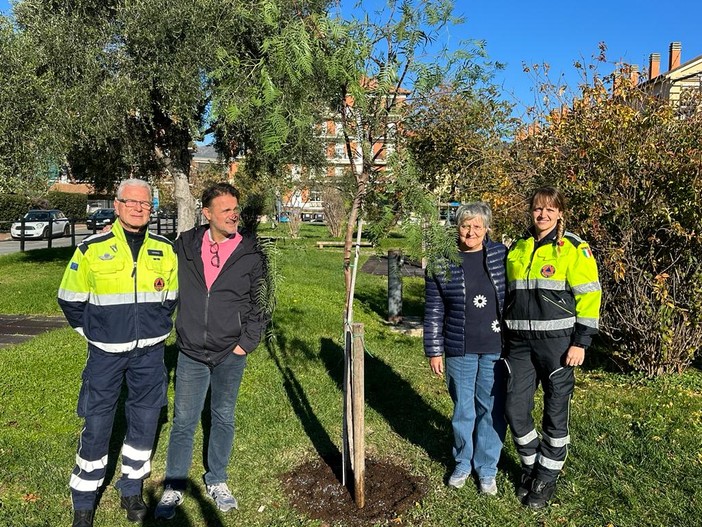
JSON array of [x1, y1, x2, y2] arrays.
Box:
[[316, 241, 373, 249]]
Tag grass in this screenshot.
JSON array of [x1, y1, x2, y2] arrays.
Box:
[[0, 223, 701, 526]]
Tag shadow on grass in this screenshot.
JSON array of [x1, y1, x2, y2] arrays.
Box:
[[355, 282, 425, 319], [318, 337, 453, 467], [11, 246, 76, 263], [266, 333, 341, 460], [140, 479, 225, 527]]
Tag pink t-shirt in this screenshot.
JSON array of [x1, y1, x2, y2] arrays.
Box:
[[201, 230, 242, 290]]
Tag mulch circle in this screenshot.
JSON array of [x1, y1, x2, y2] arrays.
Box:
[[281, 455, 428, 527]]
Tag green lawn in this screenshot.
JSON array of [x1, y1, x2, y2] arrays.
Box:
[[0, 225, 701, 526]]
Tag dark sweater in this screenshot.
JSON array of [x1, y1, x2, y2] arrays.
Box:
[[461, 251, 502, 355]]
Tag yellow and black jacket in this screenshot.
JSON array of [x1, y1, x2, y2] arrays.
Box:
[[57, 222, 178, 352], [504, 227, 601, 348]]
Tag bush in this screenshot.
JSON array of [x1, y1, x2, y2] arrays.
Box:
[[46, 191, 88, 220], [508, 71, 702, 375], [0, 194, 29, 228]]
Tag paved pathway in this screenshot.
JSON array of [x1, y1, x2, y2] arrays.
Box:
[[0, 314, 67, 348], [361, 255, 424, 277]]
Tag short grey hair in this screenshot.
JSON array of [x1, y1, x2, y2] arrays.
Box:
[[116, 179, 152, 200], [455, 201, 492, 230]]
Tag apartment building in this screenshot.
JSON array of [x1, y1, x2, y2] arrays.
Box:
[[640, 41, 702, 104]]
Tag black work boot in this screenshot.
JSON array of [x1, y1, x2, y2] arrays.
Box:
[[516, 470, 534, 500], [72, 509, 94, 527], [525, 478, 557, 509], [121, 494, 148, 523]]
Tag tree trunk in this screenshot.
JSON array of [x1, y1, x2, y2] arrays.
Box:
[[172, 168, 197, 233], [155, 144, 197, 234], [343, 177, 367, 317]]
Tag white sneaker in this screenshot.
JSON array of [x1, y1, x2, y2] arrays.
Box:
[[479, 477, 498, 496], [206, 482, 238, 512], [448, 469, 470, 489], [154, 486, 184, 520]]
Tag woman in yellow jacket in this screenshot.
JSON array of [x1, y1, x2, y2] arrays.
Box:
[[503, 187, 601, 509]]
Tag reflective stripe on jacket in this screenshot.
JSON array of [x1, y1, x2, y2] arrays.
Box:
[[504, 229, 600, 348], [423, 239, 507, 357], [57, 222, 178, 352]]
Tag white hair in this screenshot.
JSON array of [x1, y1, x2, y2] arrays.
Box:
[[116, 179, 152, 200], [455, 201, 492, 230]]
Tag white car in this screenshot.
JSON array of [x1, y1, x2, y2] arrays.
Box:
[[11, 210, 71, 240]]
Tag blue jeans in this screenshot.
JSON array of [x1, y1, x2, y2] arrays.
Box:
[[164, 351, 247, 489], [445, 353, 506, 480]]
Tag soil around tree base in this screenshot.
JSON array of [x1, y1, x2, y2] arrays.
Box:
[[281, 455, 428, 526]]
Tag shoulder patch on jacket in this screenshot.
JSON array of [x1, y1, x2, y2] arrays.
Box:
[[148, 232, 174, 246], [563, 231, 584, 246], [79, 231, 115, 253]]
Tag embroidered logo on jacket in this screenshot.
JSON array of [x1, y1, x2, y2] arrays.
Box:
[[98, 253, 115, 260], [154, 277, 165, 291], [541, 264, 556, 278]]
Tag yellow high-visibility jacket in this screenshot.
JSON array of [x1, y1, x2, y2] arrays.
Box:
[[504, 228, 601, 348], [57, 222, 178, 353]]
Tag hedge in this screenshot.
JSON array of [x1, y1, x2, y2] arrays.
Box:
[[46, 191, 88, 220], [0, 194, 29, 228]]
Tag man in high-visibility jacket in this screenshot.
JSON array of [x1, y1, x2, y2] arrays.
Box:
[[504, 187, 601, 509], [58, 179, 178, 527]]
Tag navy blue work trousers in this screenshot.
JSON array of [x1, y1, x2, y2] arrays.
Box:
[[70, 343, 167, 511]]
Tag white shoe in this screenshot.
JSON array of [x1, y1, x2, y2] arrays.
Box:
[[206, 482, 238, 512], [479, 477, 498, 496], [448, 470, 470, 489], [154, 486, 184, 520]]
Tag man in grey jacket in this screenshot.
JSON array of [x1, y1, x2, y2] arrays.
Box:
[[155, 182, 268, 520]]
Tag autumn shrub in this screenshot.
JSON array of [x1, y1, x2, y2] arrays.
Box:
[[510, 77, 702, 375]]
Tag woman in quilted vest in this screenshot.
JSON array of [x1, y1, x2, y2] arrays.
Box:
[[423, 202, 507, 495]]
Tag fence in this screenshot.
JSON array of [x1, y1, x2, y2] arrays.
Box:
[[0, 216, 178, 252]]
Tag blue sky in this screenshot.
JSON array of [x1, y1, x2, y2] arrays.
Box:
[[457, 0, 702, 117], [3, 0, 701, 119]]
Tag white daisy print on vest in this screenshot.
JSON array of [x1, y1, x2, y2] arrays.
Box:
[[473, 294, 488, 308], [491, 320, 501, 333]]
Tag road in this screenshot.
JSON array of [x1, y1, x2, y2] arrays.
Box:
[[0, 222, 176, 256]]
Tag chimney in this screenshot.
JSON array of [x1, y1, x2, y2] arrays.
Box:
[[630, 64, 639, 85], [669, 41, 681, 70], [649, 53, 660, 79]]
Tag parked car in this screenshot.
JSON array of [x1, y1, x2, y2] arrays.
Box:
[[86, 208, 116, 230], [11, 210, 71, 240]]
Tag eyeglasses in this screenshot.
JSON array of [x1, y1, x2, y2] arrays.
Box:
[[210, 241, 220, 268], [117, 198, 153, 211]]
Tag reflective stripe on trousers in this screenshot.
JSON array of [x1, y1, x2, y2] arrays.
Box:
[[504, 335, 574, 483]]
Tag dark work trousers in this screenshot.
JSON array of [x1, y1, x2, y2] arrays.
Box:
[[503, 335, 575, 483], [70, 343, 167, 511]]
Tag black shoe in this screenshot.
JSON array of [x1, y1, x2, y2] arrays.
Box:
[[516, 471, 533, 500], [525, 478, 557, 509], [121, 494, 148, 523], [72, 510, 94, 527]]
